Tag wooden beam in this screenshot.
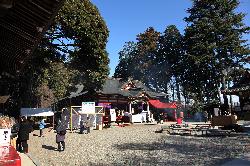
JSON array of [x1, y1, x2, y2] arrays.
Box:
[[0, 21, 36, 42]]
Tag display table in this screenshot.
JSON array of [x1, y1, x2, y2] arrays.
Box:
[[0, 145, 21, 166], [132, 113, 146, 123]]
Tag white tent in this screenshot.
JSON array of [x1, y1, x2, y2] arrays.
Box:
[[20, 108, 54, 117]]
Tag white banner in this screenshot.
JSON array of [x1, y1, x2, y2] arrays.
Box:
[[110, 109, 116, 122], [81, 102, 95, 114]]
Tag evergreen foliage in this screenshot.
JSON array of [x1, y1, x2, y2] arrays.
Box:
[[114, 0, 250, 105], [183, 0, 250, 103], [8, 0, 110, 110]]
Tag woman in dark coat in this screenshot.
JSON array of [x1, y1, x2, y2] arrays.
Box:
[[56, 120, 67, 152], [17, 116, 32, 153]]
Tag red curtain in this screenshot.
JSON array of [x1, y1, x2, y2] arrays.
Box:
[[148, 100, 177, 109]]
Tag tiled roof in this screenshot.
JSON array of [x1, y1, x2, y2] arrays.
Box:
[[98, 78, 165, 98]]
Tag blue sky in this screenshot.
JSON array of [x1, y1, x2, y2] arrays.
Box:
[[91, 0, 250, 76]]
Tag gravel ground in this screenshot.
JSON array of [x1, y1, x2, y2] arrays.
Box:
[[28, 123, 250, 166]]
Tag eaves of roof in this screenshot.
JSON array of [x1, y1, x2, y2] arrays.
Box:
[[0, 0, 65, 76]]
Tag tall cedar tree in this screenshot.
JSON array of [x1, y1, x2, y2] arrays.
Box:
[[135, 27, 160, 89], [114, 27, 184, 101], [114, 41, 138, 81], [158, 25, 184, 101], [183, 0, 250, 103], [114, 28, 161, 90]]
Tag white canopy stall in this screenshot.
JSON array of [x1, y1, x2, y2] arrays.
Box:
[[20, 108, 54, 117], [20, 108, 55, 129]]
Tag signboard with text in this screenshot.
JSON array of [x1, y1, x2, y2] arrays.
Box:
[[98, 102, 111, 109], [81, 102, 95, 114]]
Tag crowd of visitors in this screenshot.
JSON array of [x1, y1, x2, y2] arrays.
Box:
[[79, 116, 91, 134], [12, 107, 230, 154], [13, 108, 74, 152]]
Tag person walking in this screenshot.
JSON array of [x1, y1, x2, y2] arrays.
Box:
[[146, 112, 149, 123], [16, 116, 32, 153], [56, 120, 66, 152], [159, 113, 164, 124], [155, 112, 160, 124], [204, 111, 208, 123], [39, 118, 46, 137], [84, 117, 91, 134], [79, 119, 85, 134]]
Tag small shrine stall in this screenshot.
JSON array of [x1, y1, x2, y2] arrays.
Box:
[[148, 100, 178, 122], [20, 107, 55, 128], [69, 102, 104, 131]]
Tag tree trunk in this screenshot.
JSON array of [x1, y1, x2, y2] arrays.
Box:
[[176, 77, 181, 102], [172, 85, 175, 101]]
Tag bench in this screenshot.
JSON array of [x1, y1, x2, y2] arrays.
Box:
[[191, 123, 211, 128], [170, 127, 194, 135], [159, 124, 233, 137], [206, 129, 232, 136], [170, 124, 189, 128], [160, 124, 194, 134], [194, 125, 212, 131]]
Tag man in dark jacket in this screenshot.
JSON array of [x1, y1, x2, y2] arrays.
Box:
[[17, 116, 32, 153]]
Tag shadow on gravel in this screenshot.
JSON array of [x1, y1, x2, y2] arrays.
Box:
[[32, 133, 39, 137], [86, 159, 179, 166], [112, 136, 249, 165], [42, 145, 56, 151]]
